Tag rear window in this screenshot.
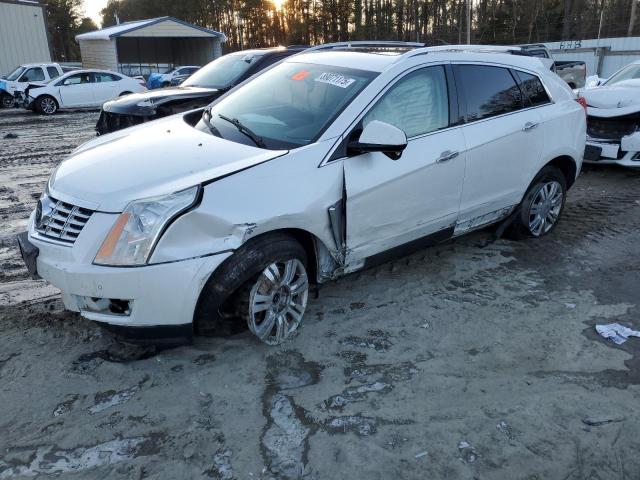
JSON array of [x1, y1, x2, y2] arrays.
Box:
[[514, 71, 550, 107], [454, 65, 523, 121]]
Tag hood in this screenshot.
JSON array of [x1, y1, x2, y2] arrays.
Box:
[[102, 86, 220, 115], [584, 79, 640, 117], [49, 115, 287, 212]]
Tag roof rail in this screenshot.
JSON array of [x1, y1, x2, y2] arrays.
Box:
[[305, 41, 425, 52]]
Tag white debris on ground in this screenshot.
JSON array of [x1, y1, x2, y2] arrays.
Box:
[[595, 323, 640, 345]]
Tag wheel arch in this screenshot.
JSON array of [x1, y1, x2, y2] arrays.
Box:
[[542, 155, 578, 189]]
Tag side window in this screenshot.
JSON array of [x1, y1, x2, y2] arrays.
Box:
[[60, 73, 91, 86], [362, 66, 449, 138], [455, 65, 523, 121], [514, 71, 550, 107], [20, 68, 45, 82], [46, 67, 60, 79], [94, 73, 121, 82]]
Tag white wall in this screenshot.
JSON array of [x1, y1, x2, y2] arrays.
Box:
[[0, 1, 51, 75], [78, 39, 118, 71], [543, 37, 640, 77]]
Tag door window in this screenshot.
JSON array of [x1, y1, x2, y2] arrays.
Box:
[[46, 67, 60, 79], [20, 68, 45, 82], [59, 73, 91, 86], [454, 65, 523, 121], [514, 71, 550, 107], [93, 73, 121, 83], [362, 66, 449, 138]]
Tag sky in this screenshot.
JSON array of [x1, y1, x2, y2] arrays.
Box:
[[83, 0, 109, 27]]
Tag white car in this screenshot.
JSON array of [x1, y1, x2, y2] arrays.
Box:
[[23, 69, 146, 115], [18, 43, 586, 345], [582, 60, 640, 167]]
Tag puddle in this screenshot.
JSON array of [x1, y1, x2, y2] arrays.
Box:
[[261, 351, 323, 479], [88, 376, 148, 415], [0, 434, 163, 478]]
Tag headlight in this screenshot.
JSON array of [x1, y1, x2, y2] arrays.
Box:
[[94, 186, 200, 266]]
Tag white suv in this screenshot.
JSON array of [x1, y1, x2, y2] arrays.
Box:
[[18, 43, 586, 345]]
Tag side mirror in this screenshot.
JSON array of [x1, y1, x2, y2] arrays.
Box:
[[347, 120, 408, 160]]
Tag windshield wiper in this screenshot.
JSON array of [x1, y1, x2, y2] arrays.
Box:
[[218, 113, 266, 149], [202, 107, 223, 138]]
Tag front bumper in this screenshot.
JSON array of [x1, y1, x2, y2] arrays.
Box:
[[96, 109, 150, 135], [584, 137, 640, 167], [21, 212, 232, 329]]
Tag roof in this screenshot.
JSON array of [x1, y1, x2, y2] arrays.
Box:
[[75, 16, 226, 42], [288, 51, 403, 72]]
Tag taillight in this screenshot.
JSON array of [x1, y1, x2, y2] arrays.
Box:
[[576, 97, 588, 116]]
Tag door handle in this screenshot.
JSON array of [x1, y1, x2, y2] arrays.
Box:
[[523, 122, 539, 132], [437, 150, 459, 163]]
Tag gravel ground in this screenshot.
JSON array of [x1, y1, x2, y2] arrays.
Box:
[[1, 108, 640, 479]]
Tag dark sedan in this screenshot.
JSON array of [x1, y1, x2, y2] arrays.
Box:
[[95, 46, 308, 135]]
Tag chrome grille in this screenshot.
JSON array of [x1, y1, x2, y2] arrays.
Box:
[[34, 196, 94, 244]]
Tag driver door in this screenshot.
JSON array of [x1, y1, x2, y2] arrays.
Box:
[[343, 65, 467, 263], [58, 73, 94, 107]]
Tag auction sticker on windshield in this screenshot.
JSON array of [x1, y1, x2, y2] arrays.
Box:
[[315, 72, 356, 88]]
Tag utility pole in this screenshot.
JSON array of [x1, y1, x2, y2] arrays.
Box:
[[629, 0, 638, 37], [466, 0, 471, 44]]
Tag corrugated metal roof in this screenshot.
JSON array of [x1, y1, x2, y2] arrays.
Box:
[[75, 16, 226, 41]]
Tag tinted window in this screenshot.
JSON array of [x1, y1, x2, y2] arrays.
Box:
[[363, 66, 449, 138], [20, 68, 45, 82], [46, 67, 60, 79], [59, 73, 91, 86], [94, 72, 120, 82], [515, 71, 550, 106], [183, 53, 267, 89], [455, 65, 523, 121]]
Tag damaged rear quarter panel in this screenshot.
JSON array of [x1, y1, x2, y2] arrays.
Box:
[[151, 138, 344, 266]]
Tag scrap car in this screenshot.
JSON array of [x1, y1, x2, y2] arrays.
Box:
[[20, 69, 146, 115], [583, 60, 640, 167], [18, 42, 586, 346], [95, 46, 308, 135]]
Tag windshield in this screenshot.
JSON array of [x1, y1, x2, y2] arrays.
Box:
[[183, 53, 265, 89], [604, 64, 640, 85], [203, 62, 377, 149], [5, 66, 25, 81]]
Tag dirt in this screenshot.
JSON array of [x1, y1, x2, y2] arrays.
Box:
[[1, 108, 640, 479]]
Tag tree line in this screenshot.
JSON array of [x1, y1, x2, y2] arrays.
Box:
[[48, 0, 639, 61]]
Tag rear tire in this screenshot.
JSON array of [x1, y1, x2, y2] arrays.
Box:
[[506, 166, 567, 240], [1, 93, 14, 108], [36, 95, 58, 115], [194, 233, 309, 345]]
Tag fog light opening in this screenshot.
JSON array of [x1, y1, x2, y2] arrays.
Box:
[[79, 296, 131, 316]]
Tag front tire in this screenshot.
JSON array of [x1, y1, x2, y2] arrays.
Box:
[[36, 95, 58, 115], [194, 233, 309, 345], [1, 93, 14, 108], [506, 166, 567, 239]]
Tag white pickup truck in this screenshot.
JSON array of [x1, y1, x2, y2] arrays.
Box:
[[0, 63, 75, 108]]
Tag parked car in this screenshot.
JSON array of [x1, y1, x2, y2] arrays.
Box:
[[95, 46, 308, 135], [0, 63, 70, 108], [18, 43, 585, 345], [169, 71, 195, 86], [582, 60, 640, 167], [146, 66, 201, 89], [518, 44, 587, 89], [21, 69, 146, 115]]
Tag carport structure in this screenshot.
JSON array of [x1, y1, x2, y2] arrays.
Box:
[[75, 17, 227, 78]]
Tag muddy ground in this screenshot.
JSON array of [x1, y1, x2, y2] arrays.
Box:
[[1, 108, 640, 479]]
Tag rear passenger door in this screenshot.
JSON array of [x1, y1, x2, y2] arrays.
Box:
[[453, 64, 544, 234], [92, 72, 121, 104]]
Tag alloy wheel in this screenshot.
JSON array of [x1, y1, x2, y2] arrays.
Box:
[[41, 98, 57, 114], [248, 259, 308, 345], [528, 180, 563, 236]]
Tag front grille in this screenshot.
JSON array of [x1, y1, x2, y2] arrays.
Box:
[[96, 110, 147, 135], [35, 196, 94, 244], [587, 114, 639, 141]]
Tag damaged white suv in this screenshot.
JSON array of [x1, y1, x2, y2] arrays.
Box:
[[18, 43, 586, 345]]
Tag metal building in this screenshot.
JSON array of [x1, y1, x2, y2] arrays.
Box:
[[544, 37, 640, 77], [0, 0, 52, 75], [75, 17, 227, 77]]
